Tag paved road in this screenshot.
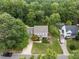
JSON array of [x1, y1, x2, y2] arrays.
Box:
[[0, 56, 19, 59], [57, 54, 68, 59], [0, 54, 31, 59], [0, 40, 33, 59], [0, 54, 69, 59], [0, 54, 19, 59]]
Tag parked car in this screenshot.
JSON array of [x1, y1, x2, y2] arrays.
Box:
[[2, 51, 12, 57]]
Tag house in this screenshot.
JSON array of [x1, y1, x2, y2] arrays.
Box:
[[27, 26, 48, 38], [61, 25, 78, 38]]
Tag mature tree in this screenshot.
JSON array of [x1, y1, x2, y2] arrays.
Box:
[[27, 11, 36, 26], [66, 20, 72, 25], [50, 13, 61, 25], [43, 16, 50, 25], [59, 0, 79, 24], [0, 0, 79, 26], [0, 0, 28, 23], [51, 2, 59, 13], [27, 2, 45, 26], [0, 13, 29, 52]]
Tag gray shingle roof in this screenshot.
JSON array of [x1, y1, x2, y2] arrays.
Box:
[[34, 26, 48, 37], [34, 26, 48, 33], [65, 25, 78, 36]]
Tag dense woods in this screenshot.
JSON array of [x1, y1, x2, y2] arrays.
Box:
[[0, 0, 79, 26]]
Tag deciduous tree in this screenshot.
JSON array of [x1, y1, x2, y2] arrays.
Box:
[[0, 13, 29, 52]]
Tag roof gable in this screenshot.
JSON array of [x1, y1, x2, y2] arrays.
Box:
[[34, 26, 48, 33]]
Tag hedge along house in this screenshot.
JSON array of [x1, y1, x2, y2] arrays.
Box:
[[61, 25, 78, 38], [27, 26, 48, 39]]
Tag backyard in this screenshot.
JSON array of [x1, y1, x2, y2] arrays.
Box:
[[32, 37, 62, 54]]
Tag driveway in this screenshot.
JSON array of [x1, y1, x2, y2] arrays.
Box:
[[60, 39, 69, 55], [59, 30, 69, 55], [21, 40, 33, 55], [58, 30, 69, 59]]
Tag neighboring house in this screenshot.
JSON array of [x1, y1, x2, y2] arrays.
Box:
[[61, 25, 78, 38], [27, 26, 48, 38]]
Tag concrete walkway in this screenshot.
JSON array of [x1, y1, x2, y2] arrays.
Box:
[[21, 41, 33, 55]]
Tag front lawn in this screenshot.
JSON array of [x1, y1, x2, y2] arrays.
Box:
[[67, 39, 79, 53], [69, 51, 79, 59], [32, 37, 62, 54]]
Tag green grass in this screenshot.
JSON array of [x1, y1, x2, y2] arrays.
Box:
[[69, 51, 79, 59], [67, 39, 79, 53], [32, 37, 62, 54]]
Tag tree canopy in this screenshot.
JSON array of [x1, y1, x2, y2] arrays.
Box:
[[0, 12, 29, 52], [0, 0, 79, 26]]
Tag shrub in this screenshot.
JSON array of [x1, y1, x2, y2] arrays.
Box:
[[44, 48, 57, 59], [42, 38, 49, 43], [38, 54, 44, 59], [75, 32, 79, 40], [37, 49, 57, 59], [69, 44, 76, 50], [67, 39, 79, 53], [31, 34, 39, 41]]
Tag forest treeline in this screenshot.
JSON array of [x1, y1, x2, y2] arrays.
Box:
[[0, 0, 79, 26]]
